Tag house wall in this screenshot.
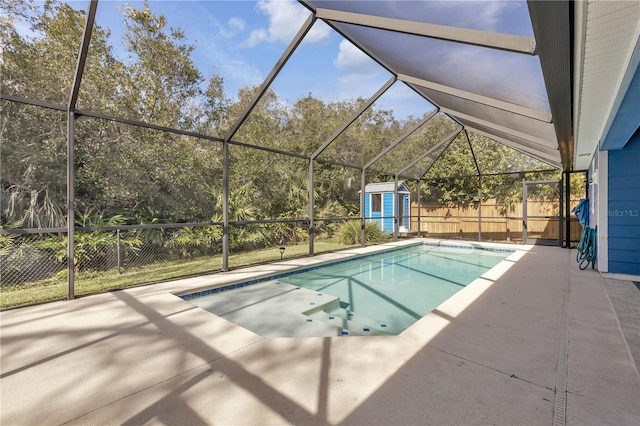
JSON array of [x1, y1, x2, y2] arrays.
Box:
[[607, 127, 640, 275]]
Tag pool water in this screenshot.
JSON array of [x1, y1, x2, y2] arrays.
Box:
[[278, 245, 508, 332], [187, 244, 512, 337]]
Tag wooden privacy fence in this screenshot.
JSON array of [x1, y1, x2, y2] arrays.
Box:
[[410, 199, 583, 243]]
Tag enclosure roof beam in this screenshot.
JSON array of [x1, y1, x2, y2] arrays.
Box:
[[465, 126, 561, 168], [419, 135, 459, 180], [224, 13, 316, 143], [68, 0, 97, 111], [315, 8, 536, 55], [311, 76, 396, 160], [396, 128, 461, 176], [464, 129, 482, 176], [363, 109, 439, 169], [399, 74, 552, 123], [441, 107, 558, 150]]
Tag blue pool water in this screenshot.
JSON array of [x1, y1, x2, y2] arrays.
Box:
[[184, 243, 513, 336], [277, 244, 509, 331]]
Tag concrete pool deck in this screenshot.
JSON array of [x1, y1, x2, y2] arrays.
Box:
[[1, 241, 639, 425]]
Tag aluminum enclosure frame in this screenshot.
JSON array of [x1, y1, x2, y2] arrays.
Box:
[[1, 0, 574, 301]]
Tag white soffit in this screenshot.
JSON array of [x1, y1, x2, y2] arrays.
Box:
[[574, 0, 640, 170]]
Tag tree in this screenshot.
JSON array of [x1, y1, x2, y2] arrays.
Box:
[[420, 132, 566, 212]]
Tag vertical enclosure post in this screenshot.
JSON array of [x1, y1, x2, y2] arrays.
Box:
[[65, 0, 98, 299], [309, 160, 315, 256], [417, 180, 421, 237], [565, 171, 571, 248], [559, 173, 564, 247], [522, 179, 528, 243], [361, 169, 366, 246], [67, 112, 75, 299], [478, 175, 482, 242], [222, 141, 229, 271], [393, 176, 399, 241]]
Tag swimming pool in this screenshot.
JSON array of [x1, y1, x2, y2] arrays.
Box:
[[184, 242, 514, 337]]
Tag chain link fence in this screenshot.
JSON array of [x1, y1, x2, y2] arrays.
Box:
[[1, 220, 362, 308], [1, 231, 67, 287], [1, 224, 225, 306], [1, 217, 393, 308]]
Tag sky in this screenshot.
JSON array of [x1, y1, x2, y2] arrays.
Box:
[[17, 0, 544, 121]]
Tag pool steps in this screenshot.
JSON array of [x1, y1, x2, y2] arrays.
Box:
[[303, 297, 401, 336]]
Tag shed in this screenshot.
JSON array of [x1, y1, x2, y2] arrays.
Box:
[[361, 182, 411, 233]]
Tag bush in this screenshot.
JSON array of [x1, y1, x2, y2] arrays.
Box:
[[337, 220, 390, 245]]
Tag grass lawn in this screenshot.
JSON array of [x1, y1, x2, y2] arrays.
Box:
[[0, 240, 355, 309]]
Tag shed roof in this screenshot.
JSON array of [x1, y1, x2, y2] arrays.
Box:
[[363, 182, 410, 194]]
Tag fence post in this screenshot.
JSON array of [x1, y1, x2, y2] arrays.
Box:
[[117, 229, 121, 274]]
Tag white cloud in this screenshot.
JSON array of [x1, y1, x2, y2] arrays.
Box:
[[334, 40, 378, 73], [244, 0, 330, 47], [229, 17, 246, 32], [220, 17, 247, 39], [333, 40, 391, 103], [246, 28, 268, 46], [220, 58, 264, 91], [337, 72, 381, 100]]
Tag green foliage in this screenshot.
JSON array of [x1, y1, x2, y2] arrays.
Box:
[[337, 220, 390, 246], [169, 225, 222, 257], [35, 211, 142, 271], [0, 222, 21, 256], [420, 133, 565, 212]]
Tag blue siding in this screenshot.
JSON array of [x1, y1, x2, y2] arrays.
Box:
[[383, 193, 394, 232], [610, 175, 640, 189], [607, 128, 640, 275], [402, 194, 410, 228], [362, 184, 411, 233], [364, 194, 370, 217], [609, 226, 640, 239], [600, 51, 640, 150]]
